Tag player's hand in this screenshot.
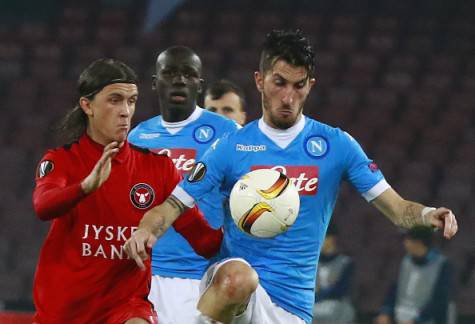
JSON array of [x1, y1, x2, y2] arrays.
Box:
[[81, 141, 120, 194], [425, 207, 458, 239], [124, 228, 157, 271], [373, 314, 391, 324]]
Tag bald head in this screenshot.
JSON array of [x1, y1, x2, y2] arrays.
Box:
[[156, 46, 202, 75]]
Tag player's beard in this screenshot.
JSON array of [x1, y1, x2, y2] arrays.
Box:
[[262, 92, 304, 130]]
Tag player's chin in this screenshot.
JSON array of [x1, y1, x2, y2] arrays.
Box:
[[114, 130, 129, 143], [275, 115, 298, 129]]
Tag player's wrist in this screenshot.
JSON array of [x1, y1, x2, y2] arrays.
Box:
[[421, 207, 436, 226]]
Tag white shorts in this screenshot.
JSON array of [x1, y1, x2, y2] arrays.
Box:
[[149, 275, 201, 324], [199, 258, 306, 324]]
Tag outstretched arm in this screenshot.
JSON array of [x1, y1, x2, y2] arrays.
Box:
[[371, 188, 458, 239]]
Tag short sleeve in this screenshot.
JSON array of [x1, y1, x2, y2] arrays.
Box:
[[179, 134, 232, 203], [342, 131, 389, 202]]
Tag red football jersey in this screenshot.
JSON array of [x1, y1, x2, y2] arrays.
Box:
[[32, 134, 182, 323]]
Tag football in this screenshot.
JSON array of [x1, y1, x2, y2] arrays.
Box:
[[229, 169, 300, 238]]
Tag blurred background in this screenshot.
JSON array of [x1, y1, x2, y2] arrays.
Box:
[[0, 0, 473, 322]]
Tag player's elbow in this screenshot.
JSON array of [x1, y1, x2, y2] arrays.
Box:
[[33, 204, 55, 221], [194, 228, 223, 259]]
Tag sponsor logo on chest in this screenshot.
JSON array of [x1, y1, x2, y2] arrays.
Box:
[[251, 165, 319, 195], [81, 224, 138, 260], [152, 148, 197, 174]]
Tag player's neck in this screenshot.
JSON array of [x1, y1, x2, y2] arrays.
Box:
[[161, 104, 196, 122], [161, 106, 202, 129]]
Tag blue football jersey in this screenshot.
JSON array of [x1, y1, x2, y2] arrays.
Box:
[[180, 117, 387, 323], [128, 108, 239, 278]]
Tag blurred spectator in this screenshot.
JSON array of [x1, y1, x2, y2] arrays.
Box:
[[313, 222, 355, 324], [374, 226, 454, 324], [204, 79, 246, 125]]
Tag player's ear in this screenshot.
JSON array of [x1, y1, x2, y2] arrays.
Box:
[[255, 71, 264, 93], [309, 77, 317, 89], [197, 78, 204, 94], [152, 75, 157, 91], [79, 97, 93, 117]]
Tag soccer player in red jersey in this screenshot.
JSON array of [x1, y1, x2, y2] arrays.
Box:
[[32, 58, 222, 324]]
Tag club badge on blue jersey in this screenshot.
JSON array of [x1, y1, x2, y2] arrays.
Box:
[[304, 136, 329, 158], [193, 125, 216, 144], [130, 183, 155, 209]]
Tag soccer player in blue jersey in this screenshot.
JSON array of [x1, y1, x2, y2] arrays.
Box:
[[128, 46, 239, 324], [125, 30, 458, 324]]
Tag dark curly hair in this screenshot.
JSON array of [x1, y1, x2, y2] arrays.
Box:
[[259, 29, 316, 78]]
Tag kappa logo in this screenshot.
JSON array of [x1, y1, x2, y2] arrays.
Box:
[[130, 183, 155, 209], [193, 125, 215, 144], [138, 133, 161, 139], [236, 144, 267, 152], [305, 136, 329, 158], [37, 160, 54, 178], [188, 162, 207, 183]]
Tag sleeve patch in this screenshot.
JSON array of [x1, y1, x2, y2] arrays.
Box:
[[36, 160, 54, 178]]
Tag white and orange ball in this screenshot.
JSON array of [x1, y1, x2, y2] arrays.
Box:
[[229, 169, 300, 238]]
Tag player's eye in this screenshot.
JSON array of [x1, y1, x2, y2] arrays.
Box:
[[208, 107, 217, 112]]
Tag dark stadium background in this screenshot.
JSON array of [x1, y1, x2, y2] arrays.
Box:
[[0, 0, 473, 322]]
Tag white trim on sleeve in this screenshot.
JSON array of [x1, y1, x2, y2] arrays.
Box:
[[361, 179, 391, 202], [171, 185, 195, 208]]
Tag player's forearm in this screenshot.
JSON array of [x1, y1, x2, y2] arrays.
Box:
[[392, 200, 427, 228], [33, 182, 86, 220], [372, 188, 429, 229], [138, 196, 184, 238]]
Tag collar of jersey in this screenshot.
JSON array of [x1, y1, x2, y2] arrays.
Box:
[[258, 115, 306, 149], [160, 106, 204, 134], [80, 133, 130, 164]]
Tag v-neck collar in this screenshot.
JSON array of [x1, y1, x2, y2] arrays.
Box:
[[258, 116, 306, 149], [160, 106, 203, 135]]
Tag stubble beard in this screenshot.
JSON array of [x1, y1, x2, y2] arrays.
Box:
[[262, 93, 304, 130]]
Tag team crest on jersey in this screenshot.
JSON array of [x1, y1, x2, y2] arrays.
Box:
[[188, 162, 207, 183], [193, 125, 215, 144], [130, 183, 155, 209], [304, 136, 329, 158], [36, 160, 54, 178]]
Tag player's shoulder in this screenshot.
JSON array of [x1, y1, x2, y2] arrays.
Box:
[[129, 143, 166, 158], [220, 119, 257, 142], [305, 117, 353, 142], [43, 140, 80, 158], [129, 142, 174, 165], [129, 115, 162, 138], [200, 110, 240, 129]]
